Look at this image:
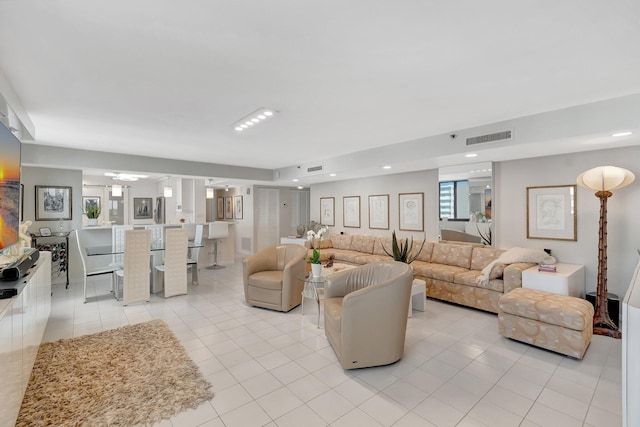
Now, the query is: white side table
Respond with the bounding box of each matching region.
[522,263,585,297]
[280,237,307,246]
[409,279,427,317]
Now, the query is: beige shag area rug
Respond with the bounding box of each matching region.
[17,319,214,427]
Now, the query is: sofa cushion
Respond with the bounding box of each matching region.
[331,249,361,264]
[414,241,433,262]
[470,247,505,271]
[350,235,376,254]
[331,235,353,250]
[454,270,504,293]
[248,271,284,290]
[413,263,468,282]
[373,238,392,256]
[430,243,473,269]
[354,254,386,264]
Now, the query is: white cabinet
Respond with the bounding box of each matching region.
[522,263,585,297]
[0,252,51,427]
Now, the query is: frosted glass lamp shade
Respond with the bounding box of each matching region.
[577,166,635,192]
[164,186,173,197]
[112,184,122,197]
[206,187,214,199]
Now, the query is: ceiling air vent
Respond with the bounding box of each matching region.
[307,165,323,173]
[466,130,512,146]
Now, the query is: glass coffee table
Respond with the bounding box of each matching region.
[300,263,356,328]
[301,274,326,328]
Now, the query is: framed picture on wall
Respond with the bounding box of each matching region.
[35,185,72,221]
[133,197,153,219]
[343,196,360,228]
[217,197,224,219]
[224,196,233,219]
[234,195,243,219]
[320,197,335,226]
[399,192,424,231]
[368,194,389,229]
[526,184,577,241]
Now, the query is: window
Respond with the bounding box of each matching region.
[439,180,470,220]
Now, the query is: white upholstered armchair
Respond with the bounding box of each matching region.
[324,261,414,369]
[242,244,307,312]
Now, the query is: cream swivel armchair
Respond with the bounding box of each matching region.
[323,261,414,370]
[243,244,307,312]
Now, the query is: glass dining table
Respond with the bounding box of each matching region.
[85,242,203,256]
[86,242,204,294]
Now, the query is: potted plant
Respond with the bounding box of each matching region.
[382,230,426,264]
[84,204,101,226]
[306,226,328,277]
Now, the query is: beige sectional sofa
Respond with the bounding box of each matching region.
[307,234,534,313]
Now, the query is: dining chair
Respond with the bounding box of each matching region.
[185,224,203,285]
[74,230,119,303]
[114,229,152,305]
[155,228,188,298]
[110,225,133,270]
[145,224,165,246]
[206,222,229,270]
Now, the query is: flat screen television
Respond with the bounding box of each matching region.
[0,121,21,251]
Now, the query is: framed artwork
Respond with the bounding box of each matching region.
[83,196,100,214]
[527,184,577,241]
[368,194,389,229]
[133,197,153,219]
[217,197,224,219]
[343,196,361,228]
[234,195,243,219]
[35,185,72,221]
[399,192,424,231]
[224,196,233,219]
[320,197,335,226]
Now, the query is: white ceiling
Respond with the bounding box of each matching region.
[1,1,640,182]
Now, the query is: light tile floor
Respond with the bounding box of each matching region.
[42,261,622,427]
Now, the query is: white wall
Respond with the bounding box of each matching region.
[309,145,640,298]
[310,169,440,242]
[21,166,84,281]
[496,145,640,298]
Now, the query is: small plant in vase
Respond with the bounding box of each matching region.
[84,204,101,226]
[307,226,328,277]
[383,230,426,264]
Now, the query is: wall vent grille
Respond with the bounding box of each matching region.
[466,130,512,146]
[307,165,323,173]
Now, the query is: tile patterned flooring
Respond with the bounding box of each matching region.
[42,261,622,427]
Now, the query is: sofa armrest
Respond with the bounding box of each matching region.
[503,262,536,293]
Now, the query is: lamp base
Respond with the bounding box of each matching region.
[593,324,621,339]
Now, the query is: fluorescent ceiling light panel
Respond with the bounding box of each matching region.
[612,131,632,137]
[105,172,148,181]
[233,108,277,132]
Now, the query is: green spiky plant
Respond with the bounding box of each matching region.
[382,230,426,264]
[84,204,101,219]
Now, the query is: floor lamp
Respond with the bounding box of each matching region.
[577,166,635,338]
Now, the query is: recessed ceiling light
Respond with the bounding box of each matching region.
[329,173,337,177]
[382,165,392,169]
[233,108,277,132]
[292,179,299,182]
[465,153,478,158]
[612,131,632,137]
[297,185,303,189]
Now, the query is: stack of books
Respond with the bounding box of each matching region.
[538,264,557,273]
